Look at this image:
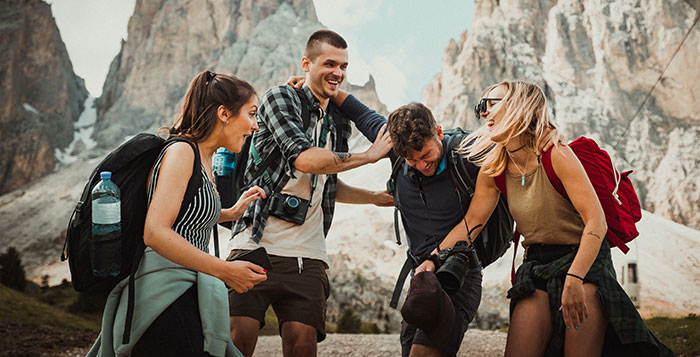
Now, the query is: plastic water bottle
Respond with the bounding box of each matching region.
[91,171,121,278]
[212,148,236,176]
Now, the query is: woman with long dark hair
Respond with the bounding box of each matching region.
[417,80,673,356]
[90,71,267,357]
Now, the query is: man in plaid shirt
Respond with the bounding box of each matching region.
[227,30,393,357]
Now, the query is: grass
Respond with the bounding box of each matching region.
[0,284,100,355]
[646,314,699,356]
[0,284,99,331]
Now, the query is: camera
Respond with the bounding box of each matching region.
[435,241,482,294]
[268,192,309,225]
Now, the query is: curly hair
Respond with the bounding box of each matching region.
[387,103,437,158]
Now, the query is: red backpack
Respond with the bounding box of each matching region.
[495,137,642,282]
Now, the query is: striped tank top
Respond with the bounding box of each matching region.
[147,141,221,252]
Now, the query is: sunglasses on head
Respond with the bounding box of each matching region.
[474,97,503,119]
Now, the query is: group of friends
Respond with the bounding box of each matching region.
[90,30,674,357]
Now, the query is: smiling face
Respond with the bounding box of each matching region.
[481,84,507,131]
[221,95,259,153]
[302,42,348,101]
[404,127,445,177]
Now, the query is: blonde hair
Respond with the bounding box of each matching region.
[457,80,560,176]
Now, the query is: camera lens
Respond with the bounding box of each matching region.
[284,196,300,214]
[436,253,469,295]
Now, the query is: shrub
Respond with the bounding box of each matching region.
[0,247,26,291]
[337,308,362,333]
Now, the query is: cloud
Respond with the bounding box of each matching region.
[369,55,409,111]
[313,0,381,28]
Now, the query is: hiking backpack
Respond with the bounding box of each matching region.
[494,136,642,282]
[388,128,514,308]
[60,133,202,343]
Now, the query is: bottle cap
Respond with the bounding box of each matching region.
[100,171,112,179]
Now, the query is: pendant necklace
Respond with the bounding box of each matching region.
[506,150,531,186]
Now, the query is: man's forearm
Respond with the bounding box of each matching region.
[336,179,379,204]
[295,147,374,175]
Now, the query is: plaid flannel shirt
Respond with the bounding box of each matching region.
[231,85,351,243]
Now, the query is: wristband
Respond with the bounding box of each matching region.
[566,272,584,281]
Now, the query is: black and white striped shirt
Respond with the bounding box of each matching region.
[147,142,221,252]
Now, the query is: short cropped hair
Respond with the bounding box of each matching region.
[387,103,438,158]
[304,30,348,60]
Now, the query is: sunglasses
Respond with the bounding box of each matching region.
[474,98,503,119]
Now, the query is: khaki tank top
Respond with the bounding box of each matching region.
[505,160,585,247]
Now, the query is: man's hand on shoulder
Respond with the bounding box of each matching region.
[364,124,393,163]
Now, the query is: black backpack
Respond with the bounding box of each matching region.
[387,128,514,308]
[60,133,201,343]
[215,88,312,228]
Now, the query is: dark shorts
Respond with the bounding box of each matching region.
[400,269,482,357]
[227,250,330,342]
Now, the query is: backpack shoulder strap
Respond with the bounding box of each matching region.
[166,136,202,214]
[445,133,475,197]
[387,157,406,245]
[541,147,569,200]
[494,173,507,196]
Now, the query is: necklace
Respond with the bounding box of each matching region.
[506,143,527,153]
[506,150,532,186]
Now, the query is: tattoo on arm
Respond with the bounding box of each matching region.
[333,152,352,165]
[586,231,602,240]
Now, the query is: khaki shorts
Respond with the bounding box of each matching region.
[227,250,330,342]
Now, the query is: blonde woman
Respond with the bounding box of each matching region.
[415,81,672,356]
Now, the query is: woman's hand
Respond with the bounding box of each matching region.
[286,76,305,89]
[219,260,268,293]
[223,186,266,221]
[560,275,589,330]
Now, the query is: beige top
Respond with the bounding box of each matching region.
[229,118,330,266]
[505,160,585,247]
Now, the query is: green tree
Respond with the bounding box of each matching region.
[337,308,362,333]
[0,247,27,291]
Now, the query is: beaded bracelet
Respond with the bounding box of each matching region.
[566,272,584,281]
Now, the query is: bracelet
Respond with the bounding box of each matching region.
[566,272,584,281]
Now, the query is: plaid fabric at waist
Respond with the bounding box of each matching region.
[524,244,578,264]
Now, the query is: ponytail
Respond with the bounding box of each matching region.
[171,70,256,142]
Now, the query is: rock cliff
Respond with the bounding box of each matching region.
[96,0,385,148]
[422,0,700,229]
[0,0,88,194]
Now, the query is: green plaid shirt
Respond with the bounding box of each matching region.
[508,241,674,356]
[231,85,351,243]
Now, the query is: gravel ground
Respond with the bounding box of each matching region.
[60,330,506,356]
[253,330,507,357]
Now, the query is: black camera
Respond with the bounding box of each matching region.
[268,192,309,225]
[435,241,482,294]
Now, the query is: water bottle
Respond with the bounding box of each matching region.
[212,148,236,176]
[91,171,121,278]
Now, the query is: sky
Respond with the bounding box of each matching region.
[49,0,474,111]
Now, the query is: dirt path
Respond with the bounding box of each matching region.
[253,330,507,356]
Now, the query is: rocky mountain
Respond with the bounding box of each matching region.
[95,0,385,148]
[0,0,88,194]
[422,0,700,230]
